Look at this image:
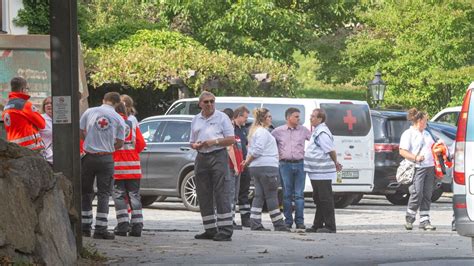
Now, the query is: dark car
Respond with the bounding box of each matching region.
[138,115,199,211]
[369,110,456,205]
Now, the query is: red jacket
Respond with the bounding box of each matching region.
[228,135,244,175]
[113,114,146,180]
[2,92,45,150]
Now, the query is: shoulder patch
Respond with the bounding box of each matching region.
[4,113,11,126]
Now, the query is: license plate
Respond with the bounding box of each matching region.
[341,170,359,179]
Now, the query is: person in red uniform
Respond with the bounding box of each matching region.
[112,102,146,237]
[2,77,45,150]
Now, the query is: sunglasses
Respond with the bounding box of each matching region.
[203,99,215,104]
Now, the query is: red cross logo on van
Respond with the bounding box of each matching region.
[343,110,357,131]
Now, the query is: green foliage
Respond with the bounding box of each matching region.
[342,0,474,114]
[13,0,50,34]
[87,30,297,97]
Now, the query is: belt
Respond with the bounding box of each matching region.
[280,159,303,163]
[198,149,225,155]
[86,152,113,156]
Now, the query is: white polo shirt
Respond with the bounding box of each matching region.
[399,126,435,168]
[80,104,126,153]
[190,110,234,153]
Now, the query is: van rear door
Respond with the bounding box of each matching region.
[320,102,375,193]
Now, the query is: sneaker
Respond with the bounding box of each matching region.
[213,232,232,242]
[129,231,142,237]
[419,222,436,231]
[251,226,271,231]
[274,225,291,232]
[93,231,115,240]
[194,231,216,240]
[316,228,335,233]
[82,230,91,237]
[295,224,306,232]
[405,222,413,230]
[305,226,318,233]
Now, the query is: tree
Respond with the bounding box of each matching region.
[342,0,474,113]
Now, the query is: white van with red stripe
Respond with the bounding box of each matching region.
[166,97,375,208]
[453,82,474,238]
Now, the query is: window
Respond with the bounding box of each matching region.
[260,104,304,128]
[435,112,459,126]
[188,102,201,115]
[139,121,162,143]
[321,103,371,136]
[167,102,187,115]
[160,121,191,143]
[386,119,410,143]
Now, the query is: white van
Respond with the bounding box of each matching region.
[453,82,474,239]
[166,97,375,208]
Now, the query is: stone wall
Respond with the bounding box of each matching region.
[0,139,77,265]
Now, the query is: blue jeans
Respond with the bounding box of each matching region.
[279,161,305,226]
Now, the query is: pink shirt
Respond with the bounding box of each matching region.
[271,124,311,161]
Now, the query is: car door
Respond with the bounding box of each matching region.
[145,120,196,195]
[139,120,165,188]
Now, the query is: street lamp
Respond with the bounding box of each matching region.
[368,70,386,108]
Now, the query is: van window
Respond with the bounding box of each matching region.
[262,104,305,127]
[216,102,261,115]
[320,103,371,136]
[167,102,187,115]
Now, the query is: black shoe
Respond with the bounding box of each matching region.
[129,231,142,237]
[274,226,291,232]
[251,226,271,231]
[285,224,292,229]
[114,231,127,237]
[305,227,318,233]
[82,230,91,237]
[241,218,251,228]
[295,224,306,232]
[316,228,335,233]
[194,231,216,240]
[213,232,232,242]
[233,224,243,230]
[93,231,115,240]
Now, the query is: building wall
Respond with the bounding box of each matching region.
[2,0,28,34]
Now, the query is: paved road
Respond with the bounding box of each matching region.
[84,195,474,265]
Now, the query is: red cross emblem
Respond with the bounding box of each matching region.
[343,110,357,131]
[96,116,110,130]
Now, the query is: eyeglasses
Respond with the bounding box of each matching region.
[203,99,215,104]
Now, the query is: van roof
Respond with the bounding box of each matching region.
[174,96,368,105]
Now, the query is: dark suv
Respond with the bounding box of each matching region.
[370,110,455,205]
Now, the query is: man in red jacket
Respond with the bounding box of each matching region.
[2,77,45,150]
[112,102,146,237]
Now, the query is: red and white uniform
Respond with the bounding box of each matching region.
[113,114,146,179]
[2,92,45,150]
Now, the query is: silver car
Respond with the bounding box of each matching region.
[138,115,199,211]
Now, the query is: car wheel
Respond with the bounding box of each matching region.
[156,195,167,202]
[334,194,357,209]
[431,187,443,202]
[180,171,200,212]
[385,192,409,205]
[351,193,364,205]
[141,196,158,207]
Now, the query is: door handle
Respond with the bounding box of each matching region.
[180,147,191,151]
[349,145,354,149]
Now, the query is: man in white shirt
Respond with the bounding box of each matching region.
[190,91,236,241]
[80,92,126,240]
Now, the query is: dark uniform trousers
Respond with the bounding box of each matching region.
[238,168,251,221]
[195,149,233,237]
[81,153,114,233]
[112,179,143,234]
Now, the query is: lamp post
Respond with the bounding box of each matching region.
[368,70,386,108]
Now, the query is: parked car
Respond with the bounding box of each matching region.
[138,115,199,211]
[167,96,375,209]
[431,106,461,126]
[453,82,474,238]
[368,109,456,205]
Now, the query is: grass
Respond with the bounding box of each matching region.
[80,243,108,262]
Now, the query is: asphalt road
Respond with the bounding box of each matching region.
[83,195,474,265]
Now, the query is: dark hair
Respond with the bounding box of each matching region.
[222,108,234,120]
[10,77,27,92]
[285,107,300,120]
[115,102,127,115]
[313,108,326,122]
[103,92,121,105]
[233,105,250,118]
[407,108,426,123]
